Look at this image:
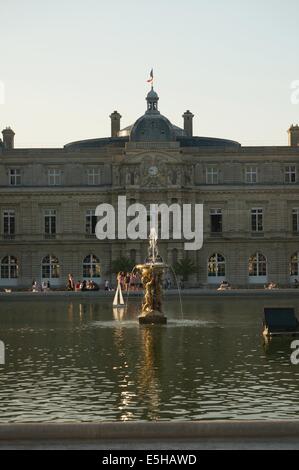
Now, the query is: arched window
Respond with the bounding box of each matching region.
[208,253,226,277]
[83,254,100,278]
[290,252,299,276]
[41,255,60,279]
[248,252,267,282]
[0,255,18,279]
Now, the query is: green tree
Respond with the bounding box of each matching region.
[110,256,135,274]
[174,257,197,282]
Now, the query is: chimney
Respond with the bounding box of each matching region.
[110,111,122,138]
[2,127,15,150]
[288,125,299,147]
[182,110,194,137]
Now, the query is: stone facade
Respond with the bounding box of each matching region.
[1,88,299,288]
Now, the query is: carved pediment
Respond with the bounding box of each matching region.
[123,150,181,165]
[121,152,183,187]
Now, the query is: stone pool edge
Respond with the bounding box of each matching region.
[0,420,299,441]
[1,288,299,300]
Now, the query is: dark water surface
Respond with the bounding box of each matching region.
[0,296,298,422]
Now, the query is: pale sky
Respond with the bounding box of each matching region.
[0,0,298,148]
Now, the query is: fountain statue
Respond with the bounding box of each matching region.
[136,228,168,325]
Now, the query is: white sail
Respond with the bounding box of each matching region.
[113,282,124,307]
[119,285,124,305]
[112,289,119,306]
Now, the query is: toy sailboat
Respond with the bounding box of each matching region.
[113,281,124,308]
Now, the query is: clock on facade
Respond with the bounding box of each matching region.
[148,166,158,176]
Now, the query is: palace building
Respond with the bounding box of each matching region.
[1,87,299,288]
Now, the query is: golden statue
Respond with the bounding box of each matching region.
[136,228,167,324]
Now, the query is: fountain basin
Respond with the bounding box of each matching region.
[138,312,167,325]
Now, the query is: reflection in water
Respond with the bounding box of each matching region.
[113,307,125,321]
[137,327,164,420]
[262,335,294,358]
[79,303,95,320]
[67,303,74,321]
[112,326,135,421]
[0,297,299,422]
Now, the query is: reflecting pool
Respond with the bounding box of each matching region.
[0,296,298,422]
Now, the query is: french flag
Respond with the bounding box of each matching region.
[147,69,153,84]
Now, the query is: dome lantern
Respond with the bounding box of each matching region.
[146,87,159,113]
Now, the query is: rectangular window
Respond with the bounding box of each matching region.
[48,169,61,186]
[251,208,263,232]
[85,209,97,235]
[87,168,101,185]
[292,208,299,233]
[206,167,218,184]
[245,166,258,183]
[285,165,296,183]
[44,209,56,237]
[210,208,222,233]
[42,264,50,279]
[9,169,21,186]
[3,210,15,237]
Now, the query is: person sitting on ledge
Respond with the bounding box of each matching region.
[31,279,41,292]
[217,280,231,291]
[89,280,99,291]
[264,281,278,289]
[75,280,81,291]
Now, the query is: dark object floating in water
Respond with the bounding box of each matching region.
[262,307,299,337]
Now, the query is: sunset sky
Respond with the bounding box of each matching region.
[1,0,298,147]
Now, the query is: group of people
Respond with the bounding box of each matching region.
[116,272,175,291]
[217,280,280,290]
[24,276,299,293]
[116,272,142,291]
[31,280,50,292]
[66,274,99,291]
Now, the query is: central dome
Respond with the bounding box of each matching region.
[130,113,175,142]
[130,87,176,142]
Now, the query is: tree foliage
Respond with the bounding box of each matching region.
[110,256,135,274]
[174,257,197,281]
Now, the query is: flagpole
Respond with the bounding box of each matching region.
[147,68,154,89]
